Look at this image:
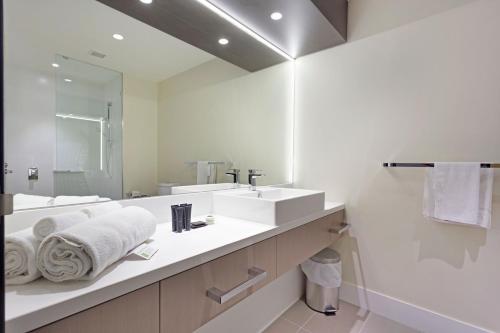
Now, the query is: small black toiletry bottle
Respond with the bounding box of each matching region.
[180,204,188,230]
[174,206,185,233]
[171,205,179,232]
[184,204,192,231]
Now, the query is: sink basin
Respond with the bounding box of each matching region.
[171,183,246,194]
[213,187,325,226]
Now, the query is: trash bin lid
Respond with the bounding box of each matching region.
[311,248,340,264]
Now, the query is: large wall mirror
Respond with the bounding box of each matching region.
[3,0,294,211]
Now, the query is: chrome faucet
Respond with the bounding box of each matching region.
[248,169,264,191]
[225,168,240,184]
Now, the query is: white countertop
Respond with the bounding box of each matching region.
[6,202,344,333]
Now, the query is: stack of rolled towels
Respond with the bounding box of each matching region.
[4,202,157,284]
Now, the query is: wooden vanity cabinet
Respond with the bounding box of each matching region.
[160,237,277,333]
[28,211,345,333]
[31,283,160,333]
[276,210,344,276]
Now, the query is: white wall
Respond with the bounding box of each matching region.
[4,64,56,196]
[122,75,158,196]
[157,59,294,187]
[294,0,500,331]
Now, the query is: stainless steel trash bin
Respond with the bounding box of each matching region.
[305,248,341,316]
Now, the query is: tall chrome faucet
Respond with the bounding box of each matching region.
[248,169,264,191]
[225,168,240,184]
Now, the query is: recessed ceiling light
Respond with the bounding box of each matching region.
[64,78,72,83]
[270,12,283,21]
[196,0,293,60]
[51,63,60,68]
[140,0,153,3]
[218,38,229,45]
[112,34,124,40]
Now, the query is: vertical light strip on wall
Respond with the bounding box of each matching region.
[195,0,294,61]
[99,120,104,171]
[55,114,105,171]
[289,61,296,184]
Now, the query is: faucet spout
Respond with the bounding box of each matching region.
[225,169,240,184]
[248,169,265,191]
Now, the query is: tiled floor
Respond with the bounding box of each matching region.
[263,300,420,333]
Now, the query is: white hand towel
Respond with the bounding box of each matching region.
[196,161,211,184]
[37,206,157,282]
[423,163,494,228]
[33,212,89,241]
[53,195,100,206]
[5,228,42,285]
[81,201,122,218]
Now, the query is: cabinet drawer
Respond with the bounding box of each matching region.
[277,211,344,276]
[160,237,276,333]
[31,283,160,333]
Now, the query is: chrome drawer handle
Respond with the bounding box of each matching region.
[329,222,351,235]
[206,267,267,304]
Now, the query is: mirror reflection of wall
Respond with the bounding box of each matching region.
[3,0,294,210]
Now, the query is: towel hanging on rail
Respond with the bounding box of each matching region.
[423,163,494,228]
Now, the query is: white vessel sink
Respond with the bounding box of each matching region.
[171,183,247,194]
[213,187,325,226]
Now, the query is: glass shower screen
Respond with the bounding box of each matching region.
[54,55,123,200]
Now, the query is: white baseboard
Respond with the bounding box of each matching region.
[340,282,494,333]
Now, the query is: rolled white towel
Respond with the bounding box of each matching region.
[53,195,100,206]
[33,212,89,241]
[5,229,42,285]
[81,201,122,218]
[37,206,157,282]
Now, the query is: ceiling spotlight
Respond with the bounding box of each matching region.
[196,0,293,60]
[64,78,72,83]
[140,0,153,3]
[51,63,60,68]
[218,38,229,45]
[270,12,283,21]
[112,34,124,40]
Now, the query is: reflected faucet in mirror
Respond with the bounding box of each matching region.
[225,169,240,184]
[248,169,265,191]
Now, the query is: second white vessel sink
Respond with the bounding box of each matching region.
[213,187,325,226]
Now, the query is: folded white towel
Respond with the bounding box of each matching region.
[423,163,494,228]
[5,229,42,285]
[14,193,54,210]
[53,195,100,206]
[33,212,89,241]
[37,206,157,282]
[81,201,122,219]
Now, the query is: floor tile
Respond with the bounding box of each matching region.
[267,299,421,333]
[263,318,301,333]
[303,301,367,333]
[360,313,419,333]
[282,300,316,326]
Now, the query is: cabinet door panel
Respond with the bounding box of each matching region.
[32,283,160,333]
[277,211,344,276]
[160,237,276,333]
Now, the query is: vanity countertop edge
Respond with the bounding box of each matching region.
[6,202,345,333]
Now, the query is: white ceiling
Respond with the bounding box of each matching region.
[4,0,215,82]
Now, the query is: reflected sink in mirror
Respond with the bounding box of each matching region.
[213,187,325,226]
[171,183,249,195]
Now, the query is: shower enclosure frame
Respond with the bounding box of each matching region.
[1,0,6,331]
